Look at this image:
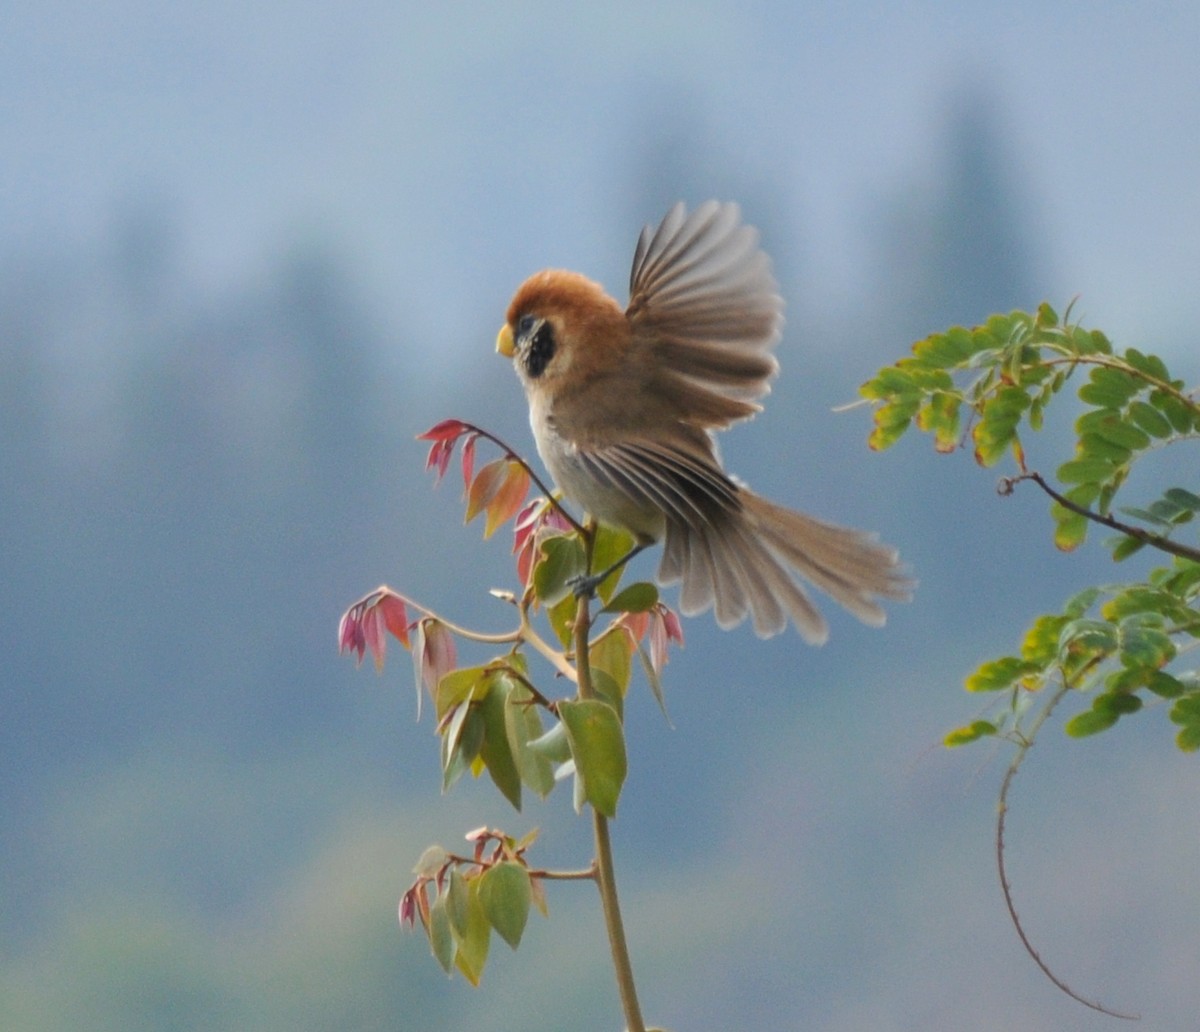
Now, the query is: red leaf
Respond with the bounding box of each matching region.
[378,593,411,649]
[484,462,530,538]
[417,418,471,443]
[465,459,506,524]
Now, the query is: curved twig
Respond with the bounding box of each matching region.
[996,684,1139,1021]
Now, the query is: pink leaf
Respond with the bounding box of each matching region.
[338,604,366,664]
[420,619,457,699]
[399,888,416,928]
[461,433,478,494]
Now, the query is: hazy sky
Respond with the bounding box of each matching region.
[6,0,1200,353]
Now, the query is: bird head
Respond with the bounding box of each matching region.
[496,270,630,399]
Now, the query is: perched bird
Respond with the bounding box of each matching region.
[496,200,910,642]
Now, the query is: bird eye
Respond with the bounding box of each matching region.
[516,314,537,339]
[525,320,556,379]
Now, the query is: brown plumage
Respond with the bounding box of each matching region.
[496,200,911,642]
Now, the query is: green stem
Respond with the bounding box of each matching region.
[574,526,646,1032]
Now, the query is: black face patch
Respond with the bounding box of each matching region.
[517,316,556,379]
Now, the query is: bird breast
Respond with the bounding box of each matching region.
[528,394,666,545]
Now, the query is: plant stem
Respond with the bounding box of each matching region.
[1015,472,1200,563]
[573,530,646,1032]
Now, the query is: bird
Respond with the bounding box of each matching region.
[495,200,911,642]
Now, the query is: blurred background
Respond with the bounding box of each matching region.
[3,2,1199,1030]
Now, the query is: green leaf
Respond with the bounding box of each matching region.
[590,628,634,698]
[972,386,1029,466]
[944,720,998,747]
[1057,458,1119,485]
[589,668,625,720]
[545,592,578,648]
[860,365,920,400]
[1176,724,1200,752]
[965,656,1039,693]
[436,665,490,721]
[451,879,491,986]
[602,581,659,613]
[527,721,572,764]
[1021,614,1069,665]
[1165,487,1200,512]
[478,677,522,810]
[1122,347,1169,381]
[1051,505,1089,552]
[429,890,456,974]
[532,535,587,607]
[1088,415,1151,453]
[446,867,471,937]
[590,525,636,602]
[504,680,555,799]
[1077,366,1140,408]
[915,390,963,452]
[442,704,485,792]
[559,699,627,817]
[1073,433,1131,466]
[1062,587,1102,619]
[1108,535,1147,562]
[1064,708,1118,738]
[478,861,532,949]
[1151,389,1199,433]
[868,394,921,451]
[1127,400,1172,439]
[1147,672,1186,699]
[912,326,975,368]
[1118,622,1176,670]
[1058,618,1119,662]
[412,843,448,877]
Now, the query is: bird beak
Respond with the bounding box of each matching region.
[495,324,515,358]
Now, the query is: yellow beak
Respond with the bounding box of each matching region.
[496,324,515,357]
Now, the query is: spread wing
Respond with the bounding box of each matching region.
[573,436,741,530]
[626,201,783,429]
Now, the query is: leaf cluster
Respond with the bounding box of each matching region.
[400,829,548,985]
[862,304,1200,749]
[338,420,684,988]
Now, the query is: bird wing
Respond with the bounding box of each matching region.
[573,435,741,530]
[625,201,783,429]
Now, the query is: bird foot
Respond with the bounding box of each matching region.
[567,572,604,599]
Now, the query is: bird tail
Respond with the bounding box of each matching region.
[658,490,912,643]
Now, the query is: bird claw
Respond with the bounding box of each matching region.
[568,572,603,599]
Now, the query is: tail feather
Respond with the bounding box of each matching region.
[655,489,912,641]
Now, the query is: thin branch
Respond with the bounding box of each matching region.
[518,610,578,683]
[393,594,525,646]
[1005,471,1200,563]
[996,683,1139,1021]
[530,864,599,882]
[574,527,646,1032]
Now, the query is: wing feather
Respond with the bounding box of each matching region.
[626,201,784,429]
